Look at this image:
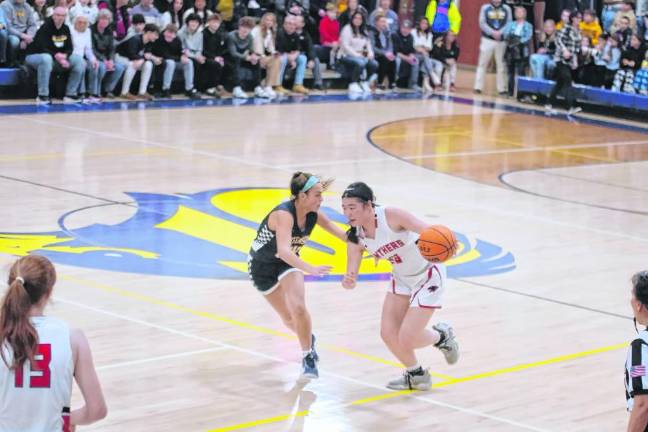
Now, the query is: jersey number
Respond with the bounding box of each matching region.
[14,343,52,388]
[387,254,402,265]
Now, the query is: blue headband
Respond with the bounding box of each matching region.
[300,176,319,193]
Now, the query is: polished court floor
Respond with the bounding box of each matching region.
[0,88,647,431]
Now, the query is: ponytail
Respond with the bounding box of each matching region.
[346,226,360,244]
[0,255,56,369]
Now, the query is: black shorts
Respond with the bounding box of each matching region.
[248,259,298,295]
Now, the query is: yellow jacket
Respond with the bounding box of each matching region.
[425,0,461,34]
[579,21,602,45]
[217,0,233,21]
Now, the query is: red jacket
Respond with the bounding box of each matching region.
[319,16,340,45]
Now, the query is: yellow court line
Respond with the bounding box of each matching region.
[208,341,628,431]
[207,410,308,432]
[60,274,455,380]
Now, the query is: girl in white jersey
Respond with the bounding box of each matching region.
[0,255,107,431]
[341,182,459,390]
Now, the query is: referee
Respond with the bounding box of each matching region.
[626,271,648,432]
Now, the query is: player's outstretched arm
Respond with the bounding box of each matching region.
[70,328,107,427]
[385,207,429,234]
[316,210,347,242]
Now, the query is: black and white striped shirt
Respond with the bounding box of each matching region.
[625,329,648,412]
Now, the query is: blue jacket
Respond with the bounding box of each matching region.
[502,20,533,45]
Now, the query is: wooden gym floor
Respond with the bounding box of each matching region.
[0,83,647,431]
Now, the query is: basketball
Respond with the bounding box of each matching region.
[417,225,458,263]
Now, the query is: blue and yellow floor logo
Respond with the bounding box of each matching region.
[0,188,515,280]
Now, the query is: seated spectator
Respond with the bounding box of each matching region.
[178,14,205,84]
[338,0,367,29]
[70,14,95,100]
[1,0,38,66]
[576,36,597,85]
[120,13,146,44]
[579,9,602,45]
[116,22,160,99]
[130,0,162,25]
[602,0,625,33]
[276,14,309,95]
[614,15,634,50]
[613,33,646,92]
[425,0,461,38]
[25,7,85,103]
[502,5,532,96]
[68,0,98,25]
[593,33,621,88]
[31,0,47,29]
[370,14,396,89]
[202,13,228,97]
[159,0,185,29]
[317,2,339,66]
[226,16,263,98]
[182,0,212,28]
[0,7,8,66]
[368,0,398,33]
[412,17,443,92]
[45,0,67,19]
[338,10,377,94]
[296,14,323,90]
[546,10,582,115]
[530,19,556,79]
[432,30,460,91]
[111,0,130,41]
[90,9,125,98]
[611,1,637,34]
[633,50,648,94]
[392,19,419,90]
[555,8,570,30]
[154,23,200,98]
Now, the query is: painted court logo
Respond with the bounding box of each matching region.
[0,188,515,280]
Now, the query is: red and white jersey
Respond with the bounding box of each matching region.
[357,206,436,280]
[0,316,74,432]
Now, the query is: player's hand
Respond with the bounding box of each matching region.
[309,265,332,276]
[342,272,356,289]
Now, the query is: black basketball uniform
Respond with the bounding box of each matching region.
[248,201,318,294]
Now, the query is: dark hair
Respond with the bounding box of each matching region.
[131,13,146,24]
[289,171,333,200]
[143,23,159,33]
[416,17,429,33]
[185,13,200,24]
[0,255,56,369]
[634,272,648,306]
[342,182,375,244]
[349,11,367,37]
[238,16,256,28]
[207,12,222,22]
[569,10,582,24]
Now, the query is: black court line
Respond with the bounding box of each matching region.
[536,170,648,194]
[0,174,135,206]
[498,171,648,217]
[456,277,632,321]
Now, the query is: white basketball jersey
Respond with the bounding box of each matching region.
[358,206,433,279]
[0,316,74,432]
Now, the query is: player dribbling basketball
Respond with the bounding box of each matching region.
[340,182,459,390]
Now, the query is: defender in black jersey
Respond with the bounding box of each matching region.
[248,172,346,379]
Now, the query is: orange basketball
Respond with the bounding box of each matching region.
[417,225,458,263]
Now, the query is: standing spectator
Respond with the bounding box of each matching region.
[90,9,125,98]
[276,14,309,94]
[613,33,645,91]
[579,9,602,45]
[295,14,323,89]
[339,10,377,94]
[226,16,264,98]
[116,22,160,100]
[1,0,37,65]
[318,2,339,66]
[154,23,200,98]
[182,0,212,28]
[633,50,648,94]
[111,0,130,41]
[338,0,366,29]
[602,0,625,32]
[502,5,532,96]
[546,10,582,115]
[370,14,396,89]
[425,0,461,38]
[529,18,556,79]
[68,0,98,25]
[611,1,638,34]
[130,0,162,25]
[31,0,47,29]
[412,17,442,91]
[432,29,459,91]
[25,7,85,103]
[368,0,398,33]
[392,19,420,90]
[473,0,512,95]
[202,13,227,97]
[0,6,8,65]
[70,14,95,100]
[159,0,185,29]
[614,15,635,50]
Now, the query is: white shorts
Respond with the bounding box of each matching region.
[388,264,446,309]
